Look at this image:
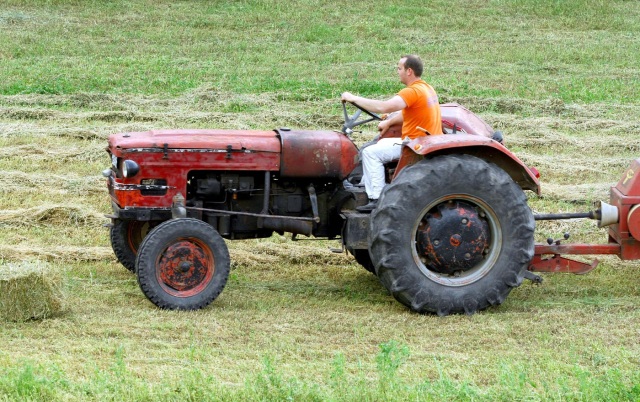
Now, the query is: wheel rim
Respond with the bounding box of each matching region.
[156,237,215,297]
[127,221,152,253]
[412,195,501,286]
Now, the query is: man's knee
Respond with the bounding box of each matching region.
[363,142,387,159]
[361,145,377,162]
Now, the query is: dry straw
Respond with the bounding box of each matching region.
[0,260,65,322]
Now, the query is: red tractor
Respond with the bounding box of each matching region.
[103,102,640,315]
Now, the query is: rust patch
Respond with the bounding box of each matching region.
[157,238,215,296]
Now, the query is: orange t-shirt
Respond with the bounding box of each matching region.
[398,80,442,140]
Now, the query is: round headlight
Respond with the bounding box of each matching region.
[122,160,140,178]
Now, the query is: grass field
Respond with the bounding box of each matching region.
[1,0,640,400]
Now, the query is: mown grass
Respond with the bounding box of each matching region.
[1,0,640,400]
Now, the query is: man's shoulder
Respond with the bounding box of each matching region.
[399,80,430,99]
[397,86,415,104]
[403,80,430,93]
[398,82,423,96]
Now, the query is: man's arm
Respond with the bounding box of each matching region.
[341,92,407,114]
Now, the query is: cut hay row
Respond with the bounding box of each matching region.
[530,181,613,204]
[0,205,106,227]
[0,121,142,140]
[0,260,64,322]
[2,112,634,148]
[519,152,630,177]
[0,240,355,268]
[229,238,353,269]
[2,91,639,127]
[0,145,106,163]
[0,108,338,133]
[0,245,113,262]
[3,91,638,116]
[0,90,295,112]
[0,170,103,193]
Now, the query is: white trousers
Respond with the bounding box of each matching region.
[361,137,403,200]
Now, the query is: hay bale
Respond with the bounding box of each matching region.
[0,261,64,322]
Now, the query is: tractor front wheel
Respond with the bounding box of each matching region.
[369,155,534,315]
[352,249,375,274]
[135,218,230,310]
[110,220,159,272]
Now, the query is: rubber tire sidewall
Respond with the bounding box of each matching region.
[136,218,230,310]
[369,155,535,315]
[110,220,153,273]
[351,249,375,274]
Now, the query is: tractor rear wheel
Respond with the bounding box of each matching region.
[110,220,159,272]
[135,218,230,310]
[369,155,534,315]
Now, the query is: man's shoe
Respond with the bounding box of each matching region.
[356,199,378,212]
[342,179,354,190]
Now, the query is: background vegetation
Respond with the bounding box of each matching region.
[1,0,639,400]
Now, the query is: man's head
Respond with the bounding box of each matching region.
[397,55,423,85]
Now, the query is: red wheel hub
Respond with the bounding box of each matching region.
[157,238,215,297]
[416,200,490,275]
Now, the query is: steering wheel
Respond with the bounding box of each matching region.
[341,101,382,136]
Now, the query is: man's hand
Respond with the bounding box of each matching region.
[341,92,357,103]
[378,119,392,136]
[378,111,403,137]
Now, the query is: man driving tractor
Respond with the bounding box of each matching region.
[341,54,443,212]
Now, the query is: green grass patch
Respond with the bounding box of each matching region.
[1,0,638,103]
[1,341,639,401]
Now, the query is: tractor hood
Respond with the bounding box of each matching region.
[107,128,359,181]
[108,129,281,153]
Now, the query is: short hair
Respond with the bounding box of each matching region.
[401,54,424,77]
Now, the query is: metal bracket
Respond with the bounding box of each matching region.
[529,254,599,275]
[307,185,320,223]
[171,193,187,219]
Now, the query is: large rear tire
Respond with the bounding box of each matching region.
[136,218,230,310]
[110,220,159,272]
[370,155,534,315]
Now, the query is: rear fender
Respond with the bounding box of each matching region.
[394,134,540,194]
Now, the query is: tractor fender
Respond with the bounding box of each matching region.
[396,134,540,194]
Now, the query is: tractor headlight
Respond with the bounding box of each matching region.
[122,160,140,178]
